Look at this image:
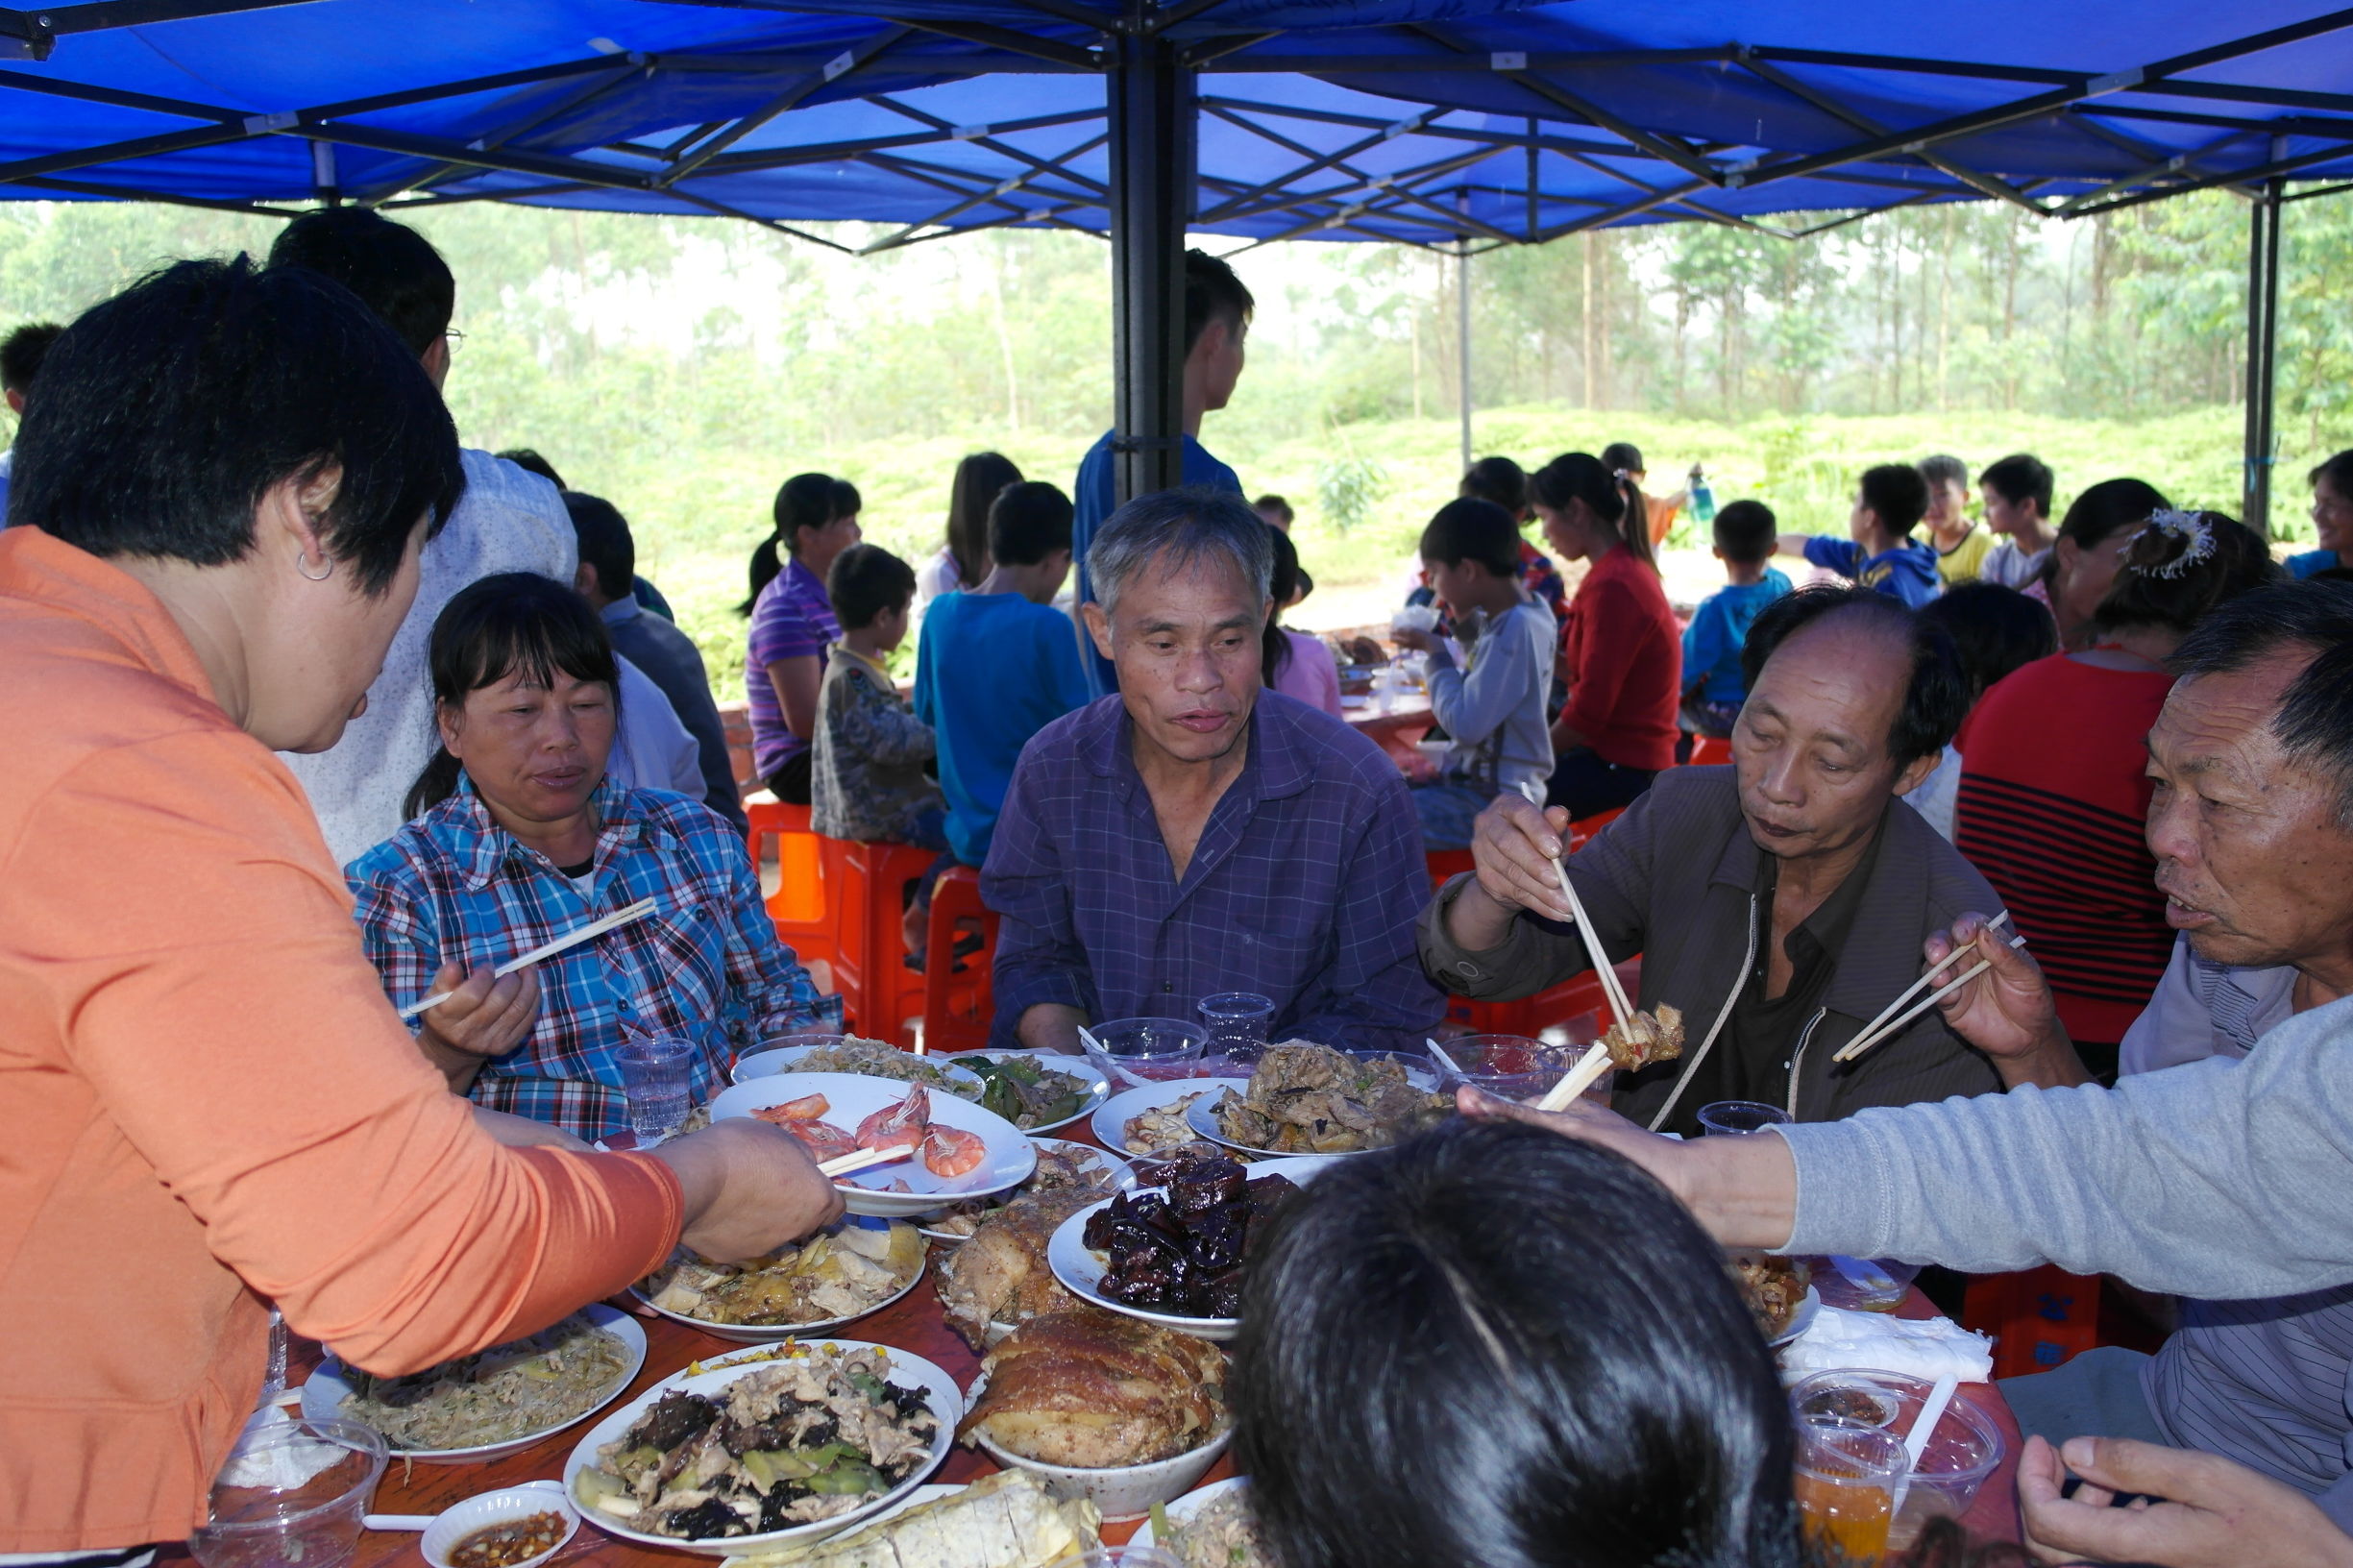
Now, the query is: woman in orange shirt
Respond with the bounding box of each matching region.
[0,258,839,1557]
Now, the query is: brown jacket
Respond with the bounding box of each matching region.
[1418,765,2003,1129]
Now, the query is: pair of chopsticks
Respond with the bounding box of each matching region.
[397,898,658,1019]
[818,1142,914,1179]
[1832,912,2025,1065]
[1512,781,1629,1114]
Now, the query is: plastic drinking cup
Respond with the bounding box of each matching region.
[1696,1099,1792,1137]
[1197,992,1276,1065]
[1790,1372,2002,1549]
[1794,1416,1909,1563]
[617,1035,694,1141]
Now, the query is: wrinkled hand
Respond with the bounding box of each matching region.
[652,1117,846,1262]
[1467,795,1576,923]
[2020,1435,2353,1567]
[419,960,539,1061]
[1923,914,2086,1089]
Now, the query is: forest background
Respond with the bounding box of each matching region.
[1,187,2342,692]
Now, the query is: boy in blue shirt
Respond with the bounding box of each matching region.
[1679,499,1792,738]
[1778,463,1940,609]
[915,481,1093,870]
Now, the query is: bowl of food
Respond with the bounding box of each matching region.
[565,1340,957,1556]
[961,1311,1232,1522]
[1091,1079,1252,1158]
[1081,1018,1210,1090]
[941,1049,1111,1134]
[1428,1034,1591,1101]
[420,1481,578,1568]
[1133,1477,1270,1568]
[1187,1042,1450,1160]
[635,1216,927,1340]
[733,1037,983,1098]
[303,1306,646,1462]
[710,1072,1036,1218]
[1788,1370,2003,1546]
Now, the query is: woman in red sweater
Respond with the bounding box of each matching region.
[1954,508,2275,1079]
[1533,452,1681,818]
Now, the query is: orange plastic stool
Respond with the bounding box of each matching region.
[919,866,1000,1056]
[825,837,939,1046]
[1688,735,1734,768]
[745,793,833,973]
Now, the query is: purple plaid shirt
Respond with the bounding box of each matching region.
[981,692,1445,1050]
[346,776,824,1139]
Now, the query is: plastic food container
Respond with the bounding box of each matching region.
[1789,1369,2003,1547]
[188,1416,387,1568]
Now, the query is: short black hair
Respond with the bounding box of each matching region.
[1184,247,1253,355]
[1459,455,1529,518]
[1233,1119,1798,1568]
[267,207,454,359]
[1918,582,2057,706]
[1,321,62,395]
[1419,497,1522,577]
[826,541,916,631]
[2170,579,2353,828]
[1918,453,1968,494]
[499,448,564,488]
[2309,449,2353,501]
[988,479,1075,567]
[1741,584,1969,769]
[830,477,862,520]
[2095,511,2278,636]
[563,490,635,603]
[13,257,461,595]
[1858,462,1930,537]
[1253,493,1294,525]
[1600,440,1645,476]
[1713,498,1777,565]
[1979,453,2054,516]
[2056,477,2170,550]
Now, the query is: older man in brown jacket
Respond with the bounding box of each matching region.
[1420,586,2089,1135]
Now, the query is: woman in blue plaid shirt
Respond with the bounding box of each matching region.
[347,573,828,1141]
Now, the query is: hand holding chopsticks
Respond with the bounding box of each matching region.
[1833,911,2026,1065]
[399,898,658,1019]
[818,1143,914,1179]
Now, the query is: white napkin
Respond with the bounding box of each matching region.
[1778,1305,1995,1384]
[220,1402,346,1490]
[1390,603,1440,634]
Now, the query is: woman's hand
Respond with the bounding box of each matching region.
[1389,625,1435,654]
[416,961,539,1090]
[2020,1435,2353,1567]
[1922,914,2089,1090]
[652,1118,846,1262]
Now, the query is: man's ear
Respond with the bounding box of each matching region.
[1893,747,1941,797]
[1081,600,1115,661]
[1186,316,1227,366]
[573,563,599,599]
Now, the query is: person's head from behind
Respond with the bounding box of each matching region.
[410,572,619,825]
[1184,248,1253,414]
[1918,453,1970,537]
[500,448,565,488]
[827,542,918,656]
[1918,582,2057,712]
[1261,526,1309,687]
[1085,486,1273,767]
[1851,463,1929,550]
[564,491,634,610]
[1600,440,1647,489]
[1977,453,2053,540]
[267,207,456,387]
[1233,1118,1796,1568]
[1459,455,1530,522]
[1,321,62,417]
[2090,510,2277,648]
[947,451,1022,586]
[1735,586,1967,866]
[987,479,1076,602]
[1531,451,1653,571]
[2047,477,2170,643]
[1418,498,1522,620]
[1252,493,1294,532]
[2151,580,2353,979]
[1712,499,1777,578]
[17,257,461,754]
[739,470,848,615]
[2307,450,2353,558]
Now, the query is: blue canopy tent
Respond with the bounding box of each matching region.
[0,1,2346,518]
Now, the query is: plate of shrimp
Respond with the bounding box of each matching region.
[709,1072,1038,1217]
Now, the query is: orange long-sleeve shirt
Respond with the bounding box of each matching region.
[0,529,684,1552]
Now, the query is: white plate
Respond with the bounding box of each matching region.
[1772,1285,1824,1349]
[1180,1064,1440,1163]
[733,1042,983,1095]
[1130,1474,1250,1553]
[305,1305,645,1464]
[1046,1157,1330,1341]
[916,1139,1135,1244]
[1089,1078,1253,1158]
[939,1048,1111,1135]
[631,1218,929,1341]
[711,1072,1036,1218]
[562,1339,959,1556]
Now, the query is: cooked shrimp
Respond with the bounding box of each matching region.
[921,1123,987,1179]
[763,1092,832,1121]
[856,1082,931,1150]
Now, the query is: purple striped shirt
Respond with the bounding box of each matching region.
[747,557,838,778]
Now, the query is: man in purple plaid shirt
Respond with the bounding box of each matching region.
[983,489,1445,1052]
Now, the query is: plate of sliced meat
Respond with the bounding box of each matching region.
[709,1073,1035,1217]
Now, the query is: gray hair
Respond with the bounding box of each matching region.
[2169,579,2353,829]
[1088,485,1274,617]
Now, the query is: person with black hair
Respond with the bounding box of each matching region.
[1233,1118,1801,1568]
[1532,451,1680,817]
[567,491,746,836]
[1976,453,2057,590]
[1263,526,1341,717]
[1251,492,1294,532]
[814,542,944,850]
[350,573,832,1142]
[1903,582,2058,840]
[0,318,61,524]
[1460,454,1564,620]
[913,451,1022,638]
[505,449,674,618]
[1070,248,1254,697]
[1602,439,1690,550]
[1921,453,1993,585]
[1423,585,2087,1134]
[914,480,1092,870]
[0,258,842,1556]
[2038,477,2172,649]
[1778,463,1940,609]
[1954,510,2278,1079]
[1680,498,1793,738]
[1393,498,1556,849]
[743,471,859,805]
[266,208,583,868]
[2290,450,2353,578]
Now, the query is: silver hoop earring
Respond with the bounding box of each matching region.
[295,550,333,582]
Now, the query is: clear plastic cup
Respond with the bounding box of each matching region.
[1696,1099,1792,1136]
[1791,1371,2003,1549]
[1083,1017,1210,1088]
[617,1035,694,1141]
[1794,1415,1908,1563]
[189,1416,387,1568]
[1197,992,1276,1065]
[1430,1033,1594,1102]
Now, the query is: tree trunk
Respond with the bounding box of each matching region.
[1581,232,1596,408]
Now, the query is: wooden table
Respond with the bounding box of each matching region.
[1343,695,1434,771]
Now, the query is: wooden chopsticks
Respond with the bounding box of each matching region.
[398,898,657,1019]
[1833,915,2025,1065]
[819,1143,915,1179]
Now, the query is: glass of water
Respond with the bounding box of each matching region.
[1198,992,1276,1066]
[618,1035,694,1143]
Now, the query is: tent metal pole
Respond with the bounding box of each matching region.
[2243,176,2284,538]
[1457,191,1472,473]
[1106,8,1189,504]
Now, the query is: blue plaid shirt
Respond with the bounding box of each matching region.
[981,692,1446,1050]
[347,776,824,1139]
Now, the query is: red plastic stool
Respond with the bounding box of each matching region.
[919,866,999,1056]
[825,837,939,1046]
[1966,1266,2105,1379]
[1426,848,1475,892]
[745,793,833,975]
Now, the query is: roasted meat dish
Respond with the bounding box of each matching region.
[934,1186,1104,1349]
[1209,1042,1449,1155]
[1082,1153,1298,1319]
[1728,1249,1812,1339]
[1601,1004,1685,1072]
[960,1310,1227,1468]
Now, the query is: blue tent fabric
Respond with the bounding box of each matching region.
[0,0,2347,243]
